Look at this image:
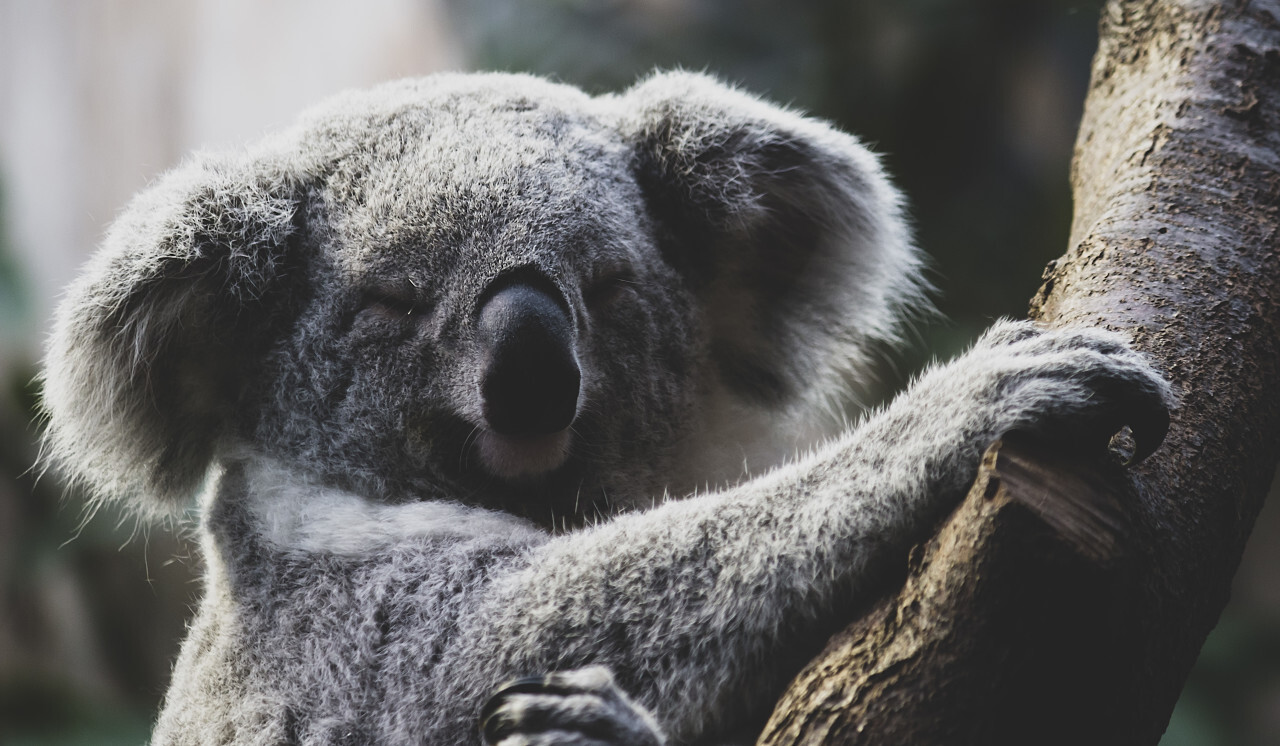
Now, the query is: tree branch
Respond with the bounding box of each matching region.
[759,436,1145,744]
[759,1,1280,742]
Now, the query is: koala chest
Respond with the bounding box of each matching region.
[164,521,532,745]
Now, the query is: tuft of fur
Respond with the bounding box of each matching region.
[39,72,1169,746]
[40,156,302,520]
[616,71,931,484]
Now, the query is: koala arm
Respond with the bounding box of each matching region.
[449,321,1170,745]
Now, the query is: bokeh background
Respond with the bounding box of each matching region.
[1,1,1277,744]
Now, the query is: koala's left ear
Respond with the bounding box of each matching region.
[616,71,928,412]
[40,155,303,520]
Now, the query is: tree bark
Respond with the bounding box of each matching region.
[758,1,1280,743]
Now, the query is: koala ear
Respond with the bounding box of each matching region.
[40,155,302,520]
[617,71,929,414]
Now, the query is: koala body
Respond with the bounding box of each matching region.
[41,72,1169,745]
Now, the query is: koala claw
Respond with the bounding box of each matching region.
[1120,390,1170,466]
[968,320,1173,466]
[481,667,666,746]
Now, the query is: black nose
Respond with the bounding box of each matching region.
[477,280,580,437]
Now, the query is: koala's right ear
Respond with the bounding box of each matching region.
[615,71,928,417]
[40,155,303,520]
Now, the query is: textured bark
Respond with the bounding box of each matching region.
[757,436,1143,745]
[758,1,1280,743]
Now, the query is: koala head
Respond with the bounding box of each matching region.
[41,72,925,527]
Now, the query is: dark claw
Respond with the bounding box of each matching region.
[481,676,548,745]
[1088,363,1172,467]
[1125,398,1170,466]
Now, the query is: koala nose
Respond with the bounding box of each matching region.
[477,281,581,437]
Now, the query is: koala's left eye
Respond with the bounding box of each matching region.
[357,288,424,324]
[584,270,638,309]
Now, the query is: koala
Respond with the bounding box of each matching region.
[40,71,1170,746]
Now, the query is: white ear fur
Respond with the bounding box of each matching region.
[40,155,301,520]
[616,71,930,475]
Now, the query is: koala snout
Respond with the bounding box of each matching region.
[477,281,581,439]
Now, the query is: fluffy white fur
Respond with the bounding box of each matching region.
[232,456,546,555]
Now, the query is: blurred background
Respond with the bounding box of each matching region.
[0,1,1276,743]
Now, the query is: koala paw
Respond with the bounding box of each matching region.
[480,666,666,746]
[963,320,1173,463]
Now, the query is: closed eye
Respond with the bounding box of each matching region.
[358,287,423,323]
[584,269,639,308]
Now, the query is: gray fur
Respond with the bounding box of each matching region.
[39,72,1169,745]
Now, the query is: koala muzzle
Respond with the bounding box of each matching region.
[477,281,581,438]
